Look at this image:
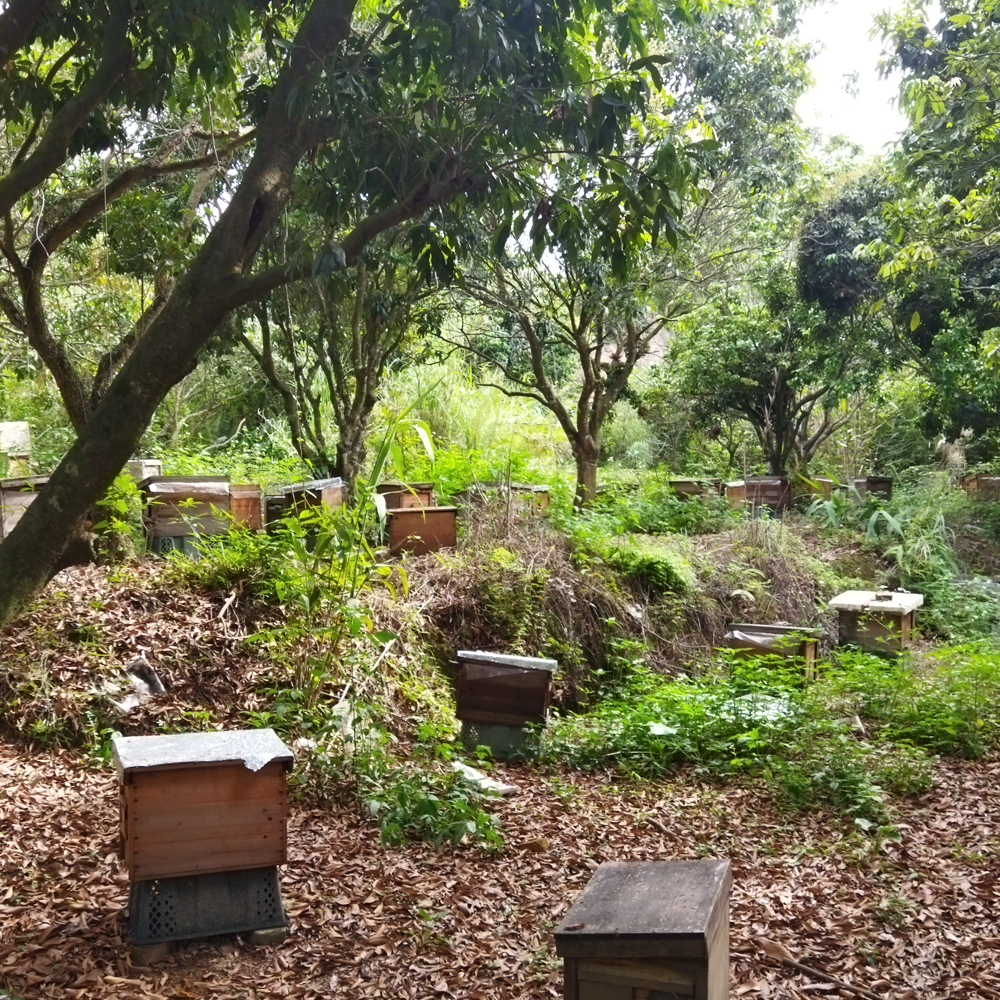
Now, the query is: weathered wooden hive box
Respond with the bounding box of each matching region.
[669,478,722,499]
[0,421,31,476]
[829,590,923,653]
[377,481,435,509]
[724,481,745,508]
[744,476,791,510]
[853,475,893,500]
[961,473,1000,498]
[112,729,293,882]
[282,476,343,515]
[456,481,551,514]
[724,624,821,669]
[802,475,835,500]
[127,459,163,482]
[141,476,231,542]
[387,505,457,555]
[230,483,263,530]
[456,650,557,727]
[555,860,732,1000]
[0,475,48,541]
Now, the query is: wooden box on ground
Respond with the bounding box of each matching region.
[800,475,835,500]
[112,729,293,882]
[555,860,732,1000]
[387,505,457,555]
[456,481,551,514]
[829,590,923,654]
[960,473,1000,498]
[724,481,746,508]
[456,650,557,727]
[231,483,263,529]
[745,476,791,510]
[853,476,893,500]
[141,476,231,538]
[724,624,821,670]
[0,475,48,541]
[282,477,343,515]
[669,478,723,499]
[377,481,435,509]
[127,459,162,482]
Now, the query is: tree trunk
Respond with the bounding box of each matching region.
[573,437,600,507]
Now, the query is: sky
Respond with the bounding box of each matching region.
[795,0,913,155]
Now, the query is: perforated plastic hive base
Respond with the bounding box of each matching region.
[127,866,286,945]
[460,720,534,761]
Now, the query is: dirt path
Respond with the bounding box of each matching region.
[1,737,998,1000]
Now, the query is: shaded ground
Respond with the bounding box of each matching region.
[1,563,999,999]
[1,739,998,999]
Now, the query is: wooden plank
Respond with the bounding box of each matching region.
[578,959,696,992]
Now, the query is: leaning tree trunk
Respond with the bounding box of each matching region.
[0,0,358,629]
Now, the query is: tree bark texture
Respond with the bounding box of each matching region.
[0,0,360,628]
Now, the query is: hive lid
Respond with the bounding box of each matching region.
[829,590,923,614]
[457,650,558,672]
[282,477,343,493]
[555,860,732,956]
[112,728,293,779]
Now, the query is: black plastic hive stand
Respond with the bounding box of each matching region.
[127,866,286,945]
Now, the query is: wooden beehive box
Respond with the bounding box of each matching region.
[387,505,457,555]
[853,476,893,500]
[724,624,821,669]
[456,650,557,727]
[0,475,48,541]
[283,476,343,515]
[724,481,745,508]
[829,590,923,653]
[971,474,1000,498]
[141,476,231,537]
[744,476,791,510]
[112,729,293,882]
[555,860,732,1000]
[801,475,835,500]
[377,481,435,510]
[231,483,263,529]
[669,478,720,499]
[127,459,163,482]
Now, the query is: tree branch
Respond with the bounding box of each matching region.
[0,0,133,216]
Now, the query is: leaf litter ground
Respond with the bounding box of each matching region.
[2,565,999,1000]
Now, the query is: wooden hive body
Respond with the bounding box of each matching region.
[555,861,732,1000]
[724,624,821,669]
[668,478,721,499]
[230,483,263,529]
[456,650,557,727]
[724,481,745,508]
[377,482,435,510]
[853,476,893,500]
[282,477,344,515]
[387,505,457,555]
[0,475,48,541]
[830,590,923,653]
[113,730,293,882]
[744,476,791,510]
[141,476,231,537]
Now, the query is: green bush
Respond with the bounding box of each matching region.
[602,537,696,594]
